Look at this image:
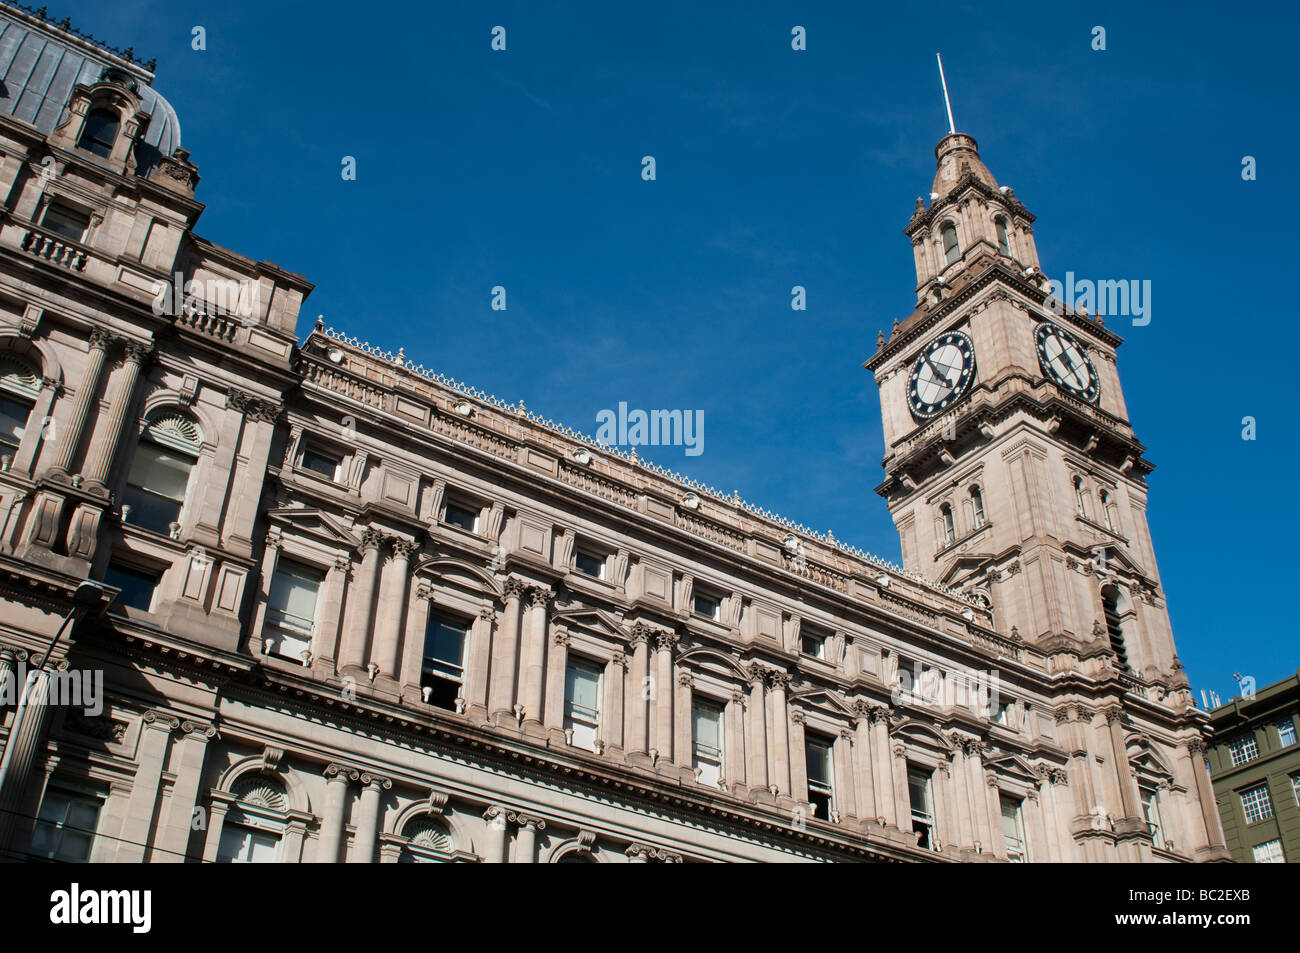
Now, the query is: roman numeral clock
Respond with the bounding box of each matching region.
[906,330,976,419]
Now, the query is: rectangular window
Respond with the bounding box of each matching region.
[993,697,1012,726]
[0,394,33,453]
[41,202,91,242]
[421,615,469,711]
[122,441,193,536]
[264,558,323,660]
[800,631,827,660]
[103,562,160,613]
[907,765,935,850]
[1252,839,1285,864]
[692,697,725,787]
[573,549,605,579]
[299,446,342,481]
[1000,795,1025,862]
[1291,773,1300,807]
[1141,787,1166,850]
[1278,717,1297,748]
[1240,782,1274,824]
[442,500,479,533]
[30,790,101,862]
[563,657,602,751]
[693,592,720,621]
[805,735,835,821]
[1228,734,1259,766]
[216,825,280,863]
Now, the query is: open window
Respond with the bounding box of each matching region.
[692,696,725,786]
[0,352,41,459]
[1000,795,1026,861]
[264,558,323,660]
[907,765,936,850]
[421,613,469,710]
[806,734,835,820]
[122,413,202,537]
[563,656,602,750]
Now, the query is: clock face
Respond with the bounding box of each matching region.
[1035,322,1099,402]
[907,330,976,419]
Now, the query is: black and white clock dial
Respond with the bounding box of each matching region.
[1035,322,1099,402]
[907,330,976,419]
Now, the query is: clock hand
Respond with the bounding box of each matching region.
[924,353,955,387]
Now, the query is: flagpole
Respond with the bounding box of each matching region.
[936,53,956,135]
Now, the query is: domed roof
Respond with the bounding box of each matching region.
[0,4,180,175]
[932,133,998,197]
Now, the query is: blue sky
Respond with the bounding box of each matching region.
[60,0,1297,701]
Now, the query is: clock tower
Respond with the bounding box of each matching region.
[866,132,1186,693]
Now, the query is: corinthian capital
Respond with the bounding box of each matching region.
[502,577,528,601]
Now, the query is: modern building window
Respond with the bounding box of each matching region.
[442,499,479,533]
[421,614,469,711]
[907,766,936,850]
[940,222,960,265]
[970,486,986,529]
[801,629,827,659]
[299,445,342,481]
[30,790,101,862]
[574,549,605,579]
[691,697,725,786]
[122,414,202,536]
[1140,786,1165,850]
[1277,717,1297,748]
[0,352,41,456]
[1073,477,1088,518]
[103,561,160,612]
[77,107,119,158]
[1240,782,1274,824]
[995,217,1011,255]
[1252,839,1285,864]
[40,202,91,242]
[805,734,835,820]
[1101,586,1130,673]
[264,558,323,660]
[563,657,602,751]
[215,776,287,863]
[1228,734,1259,766]
[940,503,955,547]
[693,591,721,621]
[1000,795,1026,862]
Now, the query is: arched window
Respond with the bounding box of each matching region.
[0,352,41,460]
[398,816,453,863]
[555,850,596,863]
[940,223,960,265]
[970,486,986,529]
[123,412,202,536]
[215,775,288,863]
[77,107,120,158]
[1073,477,1088,518]
[940,503,955,546]
[995,217,1011,255]
[1101,585,1130,672]
[1099,490,1116,531]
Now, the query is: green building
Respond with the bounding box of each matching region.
[1207,672,1300,863]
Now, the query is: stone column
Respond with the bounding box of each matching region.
[482,806,508,863]
[316,764,356,862]
[1033,770,1061,863]
[603,651,626,756]
[371,539,415,681]
[511,812,545,863]
[850,703,877,822]
[935,761,957,850]
[869,706,896,826]
[891,741,912,835]
[116,710,178,861]
[338,530,384,673]
[788,706,808,804]
[725,687,746,789]
[520,587,551,734]
[151,719,215,862]
[652,631,678,762]
[966,743,993,850]
[465,604,495,718]
[488,578,525,722]
[313,556,351,671]
[399,583,432,695]
[1103,706,1141,821]
[984,775,1006,860]
[625,625,652,758]
[674,671,694,773]
[350,772,390,863]
[82,340,151,491]
[1024,788,1047,863]
[745,667,768,791]
[0,668,53,855]
[947,741,973,850]
[1182,738,1219,854]
[768,671,792,796]
[834,728,857,821]
[47,327,110,477]
[544,628,569,742]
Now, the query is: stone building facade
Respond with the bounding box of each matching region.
[0,4,1229,862]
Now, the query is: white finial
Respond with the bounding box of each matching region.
[936,53,956,135]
